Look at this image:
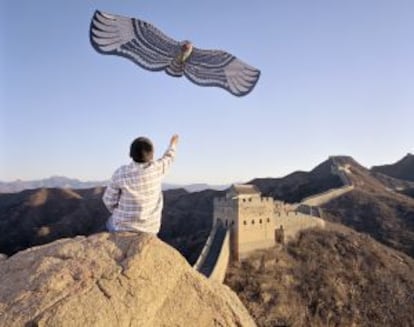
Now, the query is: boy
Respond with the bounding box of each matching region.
[103,134,179,234]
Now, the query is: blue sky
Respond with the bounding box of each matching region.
[1,0,413,184]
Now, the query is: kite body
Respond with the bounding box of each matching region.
[90,10,260,96]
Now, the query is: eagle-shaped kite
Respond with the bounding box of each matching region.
[90,10,260,96]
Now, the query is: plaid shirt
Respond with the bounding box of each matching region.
[103,144,176,234]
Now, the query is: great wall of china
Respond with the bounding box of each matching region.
[194,157,355,283]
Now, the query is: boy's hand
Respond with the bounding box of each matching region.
[170,134,179,147]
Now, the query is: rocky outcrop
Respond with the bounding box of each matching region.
[0,253,6,260]
[0,232,255,327]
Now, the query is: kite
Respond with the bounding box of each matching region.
[90,10,260,96]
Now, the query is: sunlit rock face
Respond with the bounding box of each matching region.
[0,232,256,327]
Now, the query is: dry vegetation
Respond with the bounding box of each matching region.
[225,226,414,327]
[322,189,414,257]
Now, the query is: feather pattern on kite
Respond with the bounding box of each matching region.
[90,10,260,96]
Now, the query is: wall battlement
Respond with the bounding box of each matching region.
[214,196,274,205]
[197,163,355,282]
[211,184,326,261]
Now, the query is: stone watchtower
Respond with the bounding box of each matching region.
[213,184,280,261]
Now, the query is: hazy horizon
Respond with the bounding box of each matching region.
[2,1,413,184]
[0,153,411,185]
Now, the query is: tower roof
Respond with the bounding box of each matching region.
[230,184,261,195]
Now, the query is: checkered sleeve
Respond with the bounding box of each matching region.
[157,143,177,175]
[103,170,121,213]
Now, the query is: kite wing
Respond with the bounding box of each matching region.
[184,47,261,97]
[90,10,180,71]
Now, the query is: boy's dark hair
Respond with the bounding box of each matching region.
[130,137,154,163]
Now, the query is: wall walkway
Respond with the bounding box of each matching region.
[300,185,354,206]
[194,222,230,283]
[292,159,354,209]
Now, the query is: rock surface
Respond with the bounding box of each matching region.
[0,232,255,327]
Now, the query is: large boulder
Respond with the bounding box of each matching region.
[0,232,255,327]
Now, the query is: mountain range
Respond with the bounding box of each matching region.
[0,176,106,193]
[0,176,228,194]
[1,154,414,326]
[3,154,411,195]
[1,154,413,259]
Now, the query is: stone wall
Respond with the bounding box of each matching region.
[301,185,354,206]
[237,196,275,258]
[204,166,355,273]
[238,211,326,258]
[213,197,237,227]
[208,230,230,283]
[238,240,276,259]
[275,212,325,241]
[194,223,231,283]
[213,189,328,261]
[193,224,219,271]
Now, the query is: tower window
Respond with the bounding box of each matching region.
[259,219,262,224]
[243,220,247,225]
[267,218,270,223]
[251,219,255,225]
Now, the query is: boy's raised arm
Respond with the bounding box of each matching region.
[170,134,179,148]
[158,134,179,175]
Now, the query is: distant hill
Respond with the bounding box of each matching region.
[0,176,107,193]
[160,188,224,264]
[0,185,222,263]
[248,155,414,257]
[321,156,414,257]
[0,177,228,194]
[163,183,229,192]
[0,187,108,255]
[370,170,414,191]
[371,153,414,181]
[249,157,344,203]
[400,187,414,199]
